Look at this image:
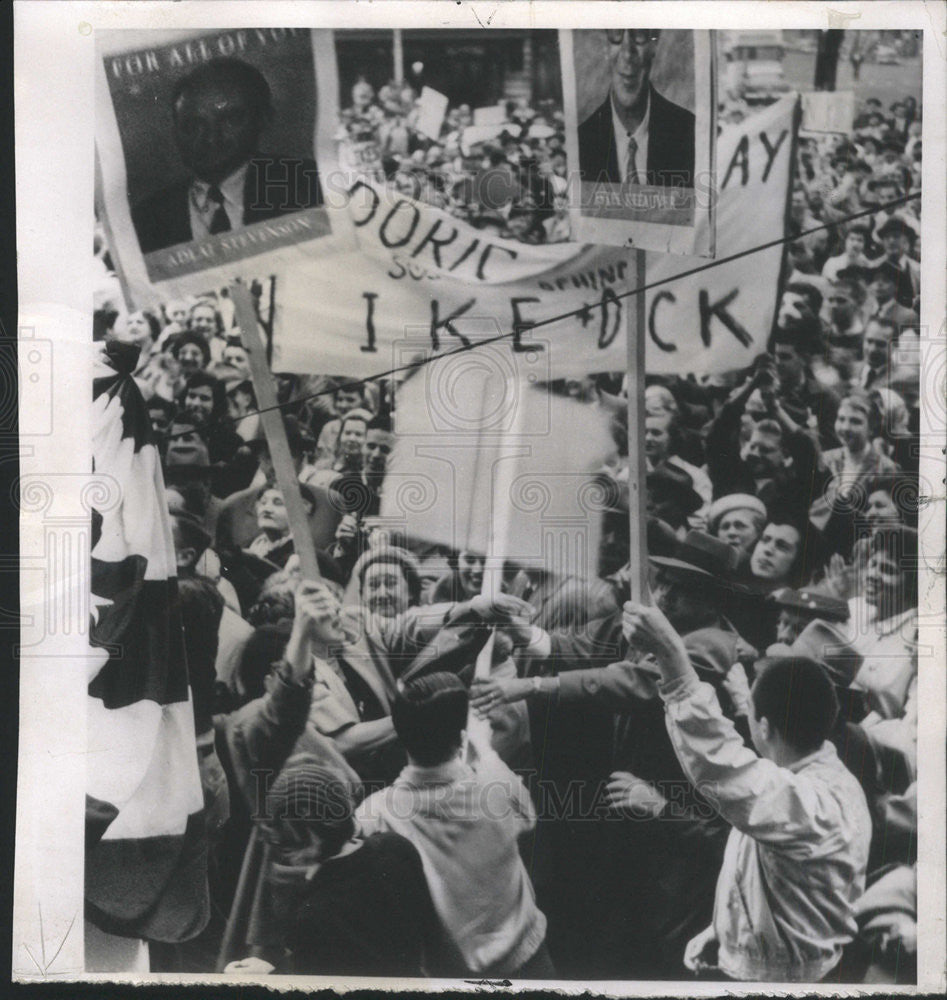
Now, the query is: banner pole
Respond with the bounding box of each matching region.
[466,370,520,755]
[628,251,650,606]
[393,29,405,85]
[230,282,322,582]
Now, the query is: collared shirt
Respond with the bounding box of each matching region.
[859,361,890,390]
[356,748,546,975]
[188,163,249,240]
[611,93,650,184]
[851,608,918,717]
[850,608,918,784]
[661,676,871,982]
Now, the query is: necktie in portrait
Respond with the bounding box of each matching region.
[625,136,639,185]
[208,185,232,234]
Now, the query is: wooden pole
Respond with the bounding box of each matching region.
[230,282,322,582]
[627,251,650,605]
[466,369,521,754]
[393,29,404,85]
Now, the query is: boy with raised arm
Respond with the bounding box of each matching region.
[622,600,871,982]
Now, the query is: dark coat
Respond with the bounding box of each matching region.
[578,85,696,188]
[213,668,361,970]
[132,156,323,254]
[529,619,741,978]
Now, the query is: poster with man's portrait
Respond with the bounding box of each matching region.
[96,28,352,303]
[561,29,716,255]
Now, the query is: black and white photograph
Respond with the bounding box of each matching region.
[11,2,946,995]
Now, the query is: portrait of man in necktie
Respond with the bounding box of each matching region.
[131,56,324,255]
[577,29,696,190]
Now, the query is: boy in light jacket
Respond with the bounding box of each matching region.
[622,600,871,982]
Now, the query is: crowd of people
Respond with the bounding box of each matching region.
[90,87,923,983]
[336,76,572,243]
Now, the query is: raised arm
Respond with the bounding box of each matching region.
[224,580,357,808]
[622,602,849,852]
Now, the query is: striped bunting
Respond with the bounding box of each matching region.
[86,341,209,943]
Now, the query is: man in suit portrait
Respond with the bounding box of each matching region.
[132,58,323,254]
[578,29,695,189]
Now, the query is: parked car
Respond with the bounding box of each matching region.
[874,44,901,65]
[723,31,791,105]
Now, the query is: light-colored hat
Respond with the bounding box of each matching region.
[707,493,768,533]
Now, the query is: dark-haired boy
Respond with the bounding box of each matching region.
[356,672,552,979]
[622,601,871,982]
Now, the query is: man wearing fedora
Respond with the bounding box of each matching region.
[471,531,752,979]
[874,215,919,308]
[645,465,704,536]
[766,587,850,648]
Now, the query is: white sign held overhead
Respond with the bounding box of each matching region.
[415,86,450,140]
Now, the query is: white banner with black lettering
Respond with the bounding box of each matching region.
[274,94,798,378]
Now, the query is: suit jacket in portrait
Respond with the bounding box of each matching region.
[132,156,324,255]
[578,85,696,189]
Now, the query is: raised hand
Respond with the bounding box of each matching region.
[334,513,359,544]
[470,675,533,716]
[823,553,851,599]
[605,770,667,818]
[622,601,680,655]
[622,601,691,680]
[469,592,534,621]
[286,579,345,674]
[723,661,752,718]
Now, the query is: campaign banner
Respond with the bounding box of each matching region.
[643,93,799,372]
[560,29,717,256]
[272,94,797,379]
[96,28,354,307]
